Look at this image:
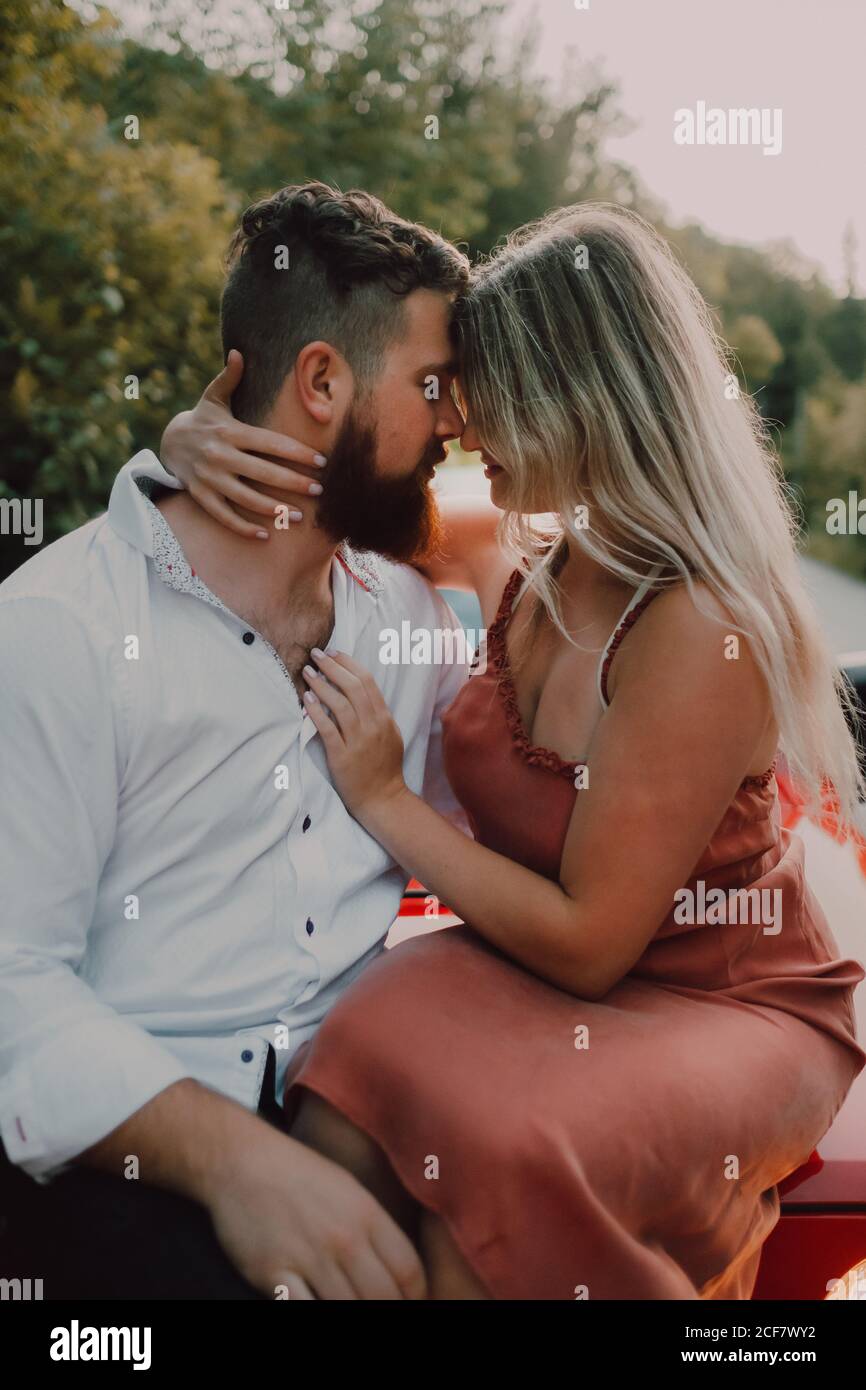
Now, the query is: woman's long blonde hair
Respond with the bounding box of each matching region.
[455,202,864,826]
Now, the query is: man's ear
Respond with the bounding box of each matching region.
[294,341,353,426]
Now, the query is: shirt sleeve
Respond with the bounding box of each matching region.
[421,591,474,838]
[0,595,190,1183]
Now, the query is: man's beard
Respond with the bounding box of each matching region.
[314,401,446,565]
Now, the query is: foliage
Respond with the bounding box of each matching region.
[1,0,863,580]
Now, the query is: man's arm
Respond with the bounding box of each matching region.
[0,595,193,1179]
[75,1076,427,1301]
[75,1077,246,1202]
[0,593,424,1297]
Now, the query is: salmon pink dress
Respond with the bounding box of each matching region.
[284,566,866,1299]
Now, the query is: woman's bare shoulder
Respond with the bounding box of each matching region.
[611,575,769,699]
[606,575,778,776]
[648,577,758,647]
[614,575,778,728]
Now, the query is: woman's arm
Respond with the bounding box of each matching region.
[159,352,329,536]
[159,354,514,601]
[301,584,773,1000]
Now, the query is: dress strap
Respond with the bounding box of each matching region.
[502,561,665,711]
[596,564,664,710]
[509,570,533,617]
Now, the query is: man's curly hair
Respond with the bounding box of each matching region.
[220,182,470,424]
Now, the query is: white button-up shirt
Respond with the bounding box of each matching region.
[0,451,471,1182]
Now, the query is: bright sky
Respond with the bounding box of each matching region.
[83,0,865,292]
[509,0,866,291]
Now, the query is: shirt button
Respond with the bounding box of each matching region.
[241,1048,254,1063]
[242,631,255,645]
[306,918,315,936]
[302,815,311,832]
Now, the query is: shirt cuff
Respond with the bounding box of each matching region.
[0,1016,192,1183]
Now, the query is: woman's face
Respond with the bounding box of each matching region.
[459,387,567,515]
[458,390,511,507]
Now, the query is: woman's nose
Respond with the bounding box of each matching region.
[438,392,465,440]
[460,419,479,453]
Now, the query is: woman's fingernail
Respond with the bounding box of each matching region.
[313,453,327,465]
[303,664,316,679]
[308,482,323,495]
[255,529,269,540]
[310,647,325,659]
[289,510,303,522]
[304,689,317,703]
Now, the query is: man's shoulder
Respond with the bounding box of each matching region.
[348,549,456,626]
[0,520,135,751]
[0,511,136,632]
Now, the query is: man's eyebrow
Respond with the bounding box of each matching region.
[417,359,459,376]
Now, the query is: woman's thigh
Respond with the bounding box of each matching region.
[290,1091,492,1299]
[290,1087,422,1240]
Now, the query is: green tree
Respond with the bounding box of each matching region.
[3,0,864,587]
[0,0,233,575]
[727,314,784,388]
[818,296,866,383]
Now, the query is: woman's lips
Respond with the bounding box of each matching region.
[483,462,503,478]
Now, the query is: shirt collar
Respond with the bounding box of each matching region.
[107,451,389,598]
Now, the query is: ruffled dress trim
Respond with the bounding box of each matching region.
[490,568,777,791]
[487,570,588,782]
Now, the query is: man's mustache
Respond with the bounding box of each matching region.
[419,442,449,474]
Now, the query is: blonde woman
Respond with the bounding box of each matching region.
[160,203,865,1299]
